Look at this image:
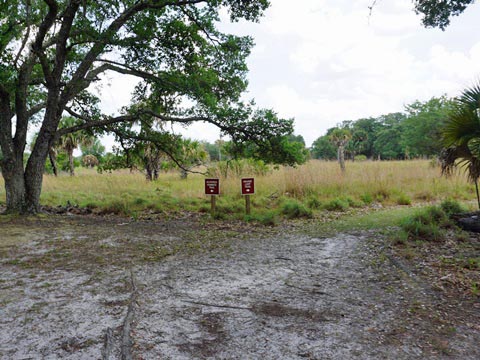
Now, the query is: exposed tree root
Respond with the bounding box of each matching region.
[121,270,139,360]
[182,300,251,311]
[102,327,114,360]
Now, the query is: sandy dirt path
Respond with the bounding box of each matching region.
[0,216,478,359]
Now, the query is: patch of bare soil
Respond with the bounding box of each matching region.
[0,215,478,359]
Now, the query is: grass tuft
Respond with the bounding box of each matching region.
[400,206,453,242]
[281,200,313,219]
[440,198,467,217]
[323,198,349,212]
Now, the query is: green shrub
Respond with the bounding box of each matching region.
[374,189,390,202]
[307,197,322,209]
[396,194,412,206]
[400,206,452,242]
[440,199,466,217]
[103,200,129,215]
[134,197,147,205]
[281,200,313,219]
[360,193,373,205]
[323,198,349,212]
[344,196,363,208]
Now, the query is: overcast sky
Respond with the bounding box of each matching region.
[99,0,480,148]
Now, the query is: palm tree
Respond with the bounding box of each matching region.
[441,83,480,209]
[329,128,352,172]
[178,139,208,179]
[58,117,94,176]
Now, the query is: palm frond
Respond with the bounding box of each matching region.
[442,102,480,147]
[441,144,480,183]
[458,82,480,111]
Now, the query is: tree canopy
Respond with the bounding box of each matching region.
[310,97,454,161]
[0,0,301,213]
[413,0,475,30]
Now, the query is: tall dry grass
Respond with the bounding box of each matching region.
[0,159,474,215]
[263,160,471,203]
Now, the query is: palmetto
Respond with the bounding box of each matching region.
[58,117,94,176]
[441,83,480,208]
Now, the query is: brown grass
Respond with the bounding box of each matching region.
[0,160,474,215]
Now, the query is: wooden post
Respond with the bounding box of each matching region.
[205,178,220,217]
[245,195,251,215]
[211,195,216,216]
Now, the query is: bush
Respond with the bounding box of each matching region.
[400,206,452,242]
[396,193,412,206]
[440,199,466,217]
[373,188,390,202]
[281,200,313,219]
[360,193,373,205]
[344,196,363,208]
[307,197,322,209]
[82,154,99,168]
[323,198,349,212]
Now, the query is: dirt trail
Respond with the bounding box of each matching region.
[0,217,478,359]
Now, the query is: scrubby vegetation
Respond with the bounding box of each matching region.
[0,159,475,221]
[393,199,479,299]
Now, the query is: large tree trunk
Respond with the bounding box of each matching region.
[21,95,62,213]
[1,149,48,214]
[2,159,27,213]
[23,144,51,214]
[2,130,56,214]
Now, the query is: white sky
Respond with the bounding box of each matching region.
[98,0,480,148]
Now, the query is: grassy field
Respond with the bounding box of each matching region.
[0,159,475,220]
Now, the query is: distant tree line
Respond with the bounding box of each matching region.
[310,96,455,161]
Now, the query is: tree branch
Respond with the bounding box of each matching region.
[60,108,139,137]
[94,59,181,89]
[52,0,82,81]
[60,106,214,136]
[180,6,222,48]
[31,0,58,85]
[14,0,32,69]
[27,102,47,118]
[60,0,208,107]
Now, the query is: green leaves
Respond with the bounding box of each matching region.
[401,96,455,157]
[1,0,302,211]
[413,0,474,30]
[440,83,480,186]
[443,84,480,149]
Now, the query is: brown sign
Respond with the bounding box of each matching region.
[241,178,255,195]
[205,178,220,195]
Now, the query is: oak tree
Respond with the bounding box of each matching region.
[0,0,296,214]
[413,0,475,30]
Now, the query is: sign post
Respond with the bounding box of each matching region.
[241,178,255,215]
[205,179,220,216]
